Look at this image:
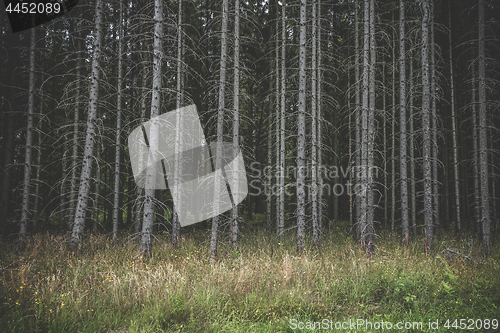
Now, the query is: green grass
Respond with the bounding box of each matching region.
[0,224,499,332]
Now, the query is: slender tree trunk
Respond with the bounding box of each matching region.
[231,0,240,250]
[317,0,322,237]
[140,0,163,257]
[354,0,361,237]
[278,0,286,242]
[410,50,417,236]
[70,39,82,229]
[448,0,461,237]
[112,0,124,242]
[33,72,44,231]
[421,0,433,253]
[311,0,319,247]
[430,9,439,238]
[365,0,376,255]
[478,0,490,256]
[70,0,103,249]
[274,0,280,235]
[391,11,396,235]
[471,55,480,238]
[400,0,409,245]
[19,26,36,251]
[211,0,229,262]
[134,56,149,235]
[359,0,369,246]
[172,0,184,247]
[296,0,307,253]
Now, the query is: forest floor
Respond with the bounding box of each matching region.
[0,221,499,332]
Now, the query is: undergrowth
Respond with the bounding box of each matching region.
[0,224,499,332]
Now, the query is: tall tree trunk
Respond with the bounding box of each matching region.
[399,0,409,245]
[421,0,433,253]
[317,0,322,238]
[113,0,124,242]
[140,0,163,257]
[70,39,82,229]
[471,54,480,238]
[359,0,369,246]
[448,0,461,237]
[211,0,229,262]
[311,0,319,247]
[478,0,490,256]
[171,0,183,247]
[70,0,104,249]
[390,11,396,235]
[430,9,439,238]
[278,0,286,242]
[296,0,307,253]
[231,0,240,250]
[354,0,361,237]
[365,0,376,255]
[33,72,44,231]
[134,56,149,235]
[19,26,37,251]
[410,49,417,236]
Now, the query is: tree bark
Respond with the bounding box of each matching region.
[296,0,307,253]
[399,0,409,245]
[211,0,229,262]
[278,0,286,242]
[448,0,461,237]
[311,0,319,247]
[231,0,240,250]
[140,0,163,257]
[113,0,124,242]
[478,0,490,256]
[19,26,37,251]
[421,0,433,253]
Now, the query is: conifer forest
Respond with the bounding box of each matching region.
[0,0,500,332]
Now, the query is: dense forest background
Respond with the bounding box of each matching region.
[1,0,499,258]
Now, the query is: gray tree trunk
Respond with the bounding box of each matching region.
[134,56,149,235]
[410,50,417,236]
[430,11,439,238]
[448,1,461,237]
[390,11,396,235]
[399,0,409,245]
[354,0,361,236]
[478,0,490,256]
[296,0,307,253]
[211,0,229,262]
[311,0,319,247]
[365,0,376,255]
[231,0,240,250]
[172,0,183,247]
[471,55,480,238]
[70,0,103,249]
[421,0,433,253]
[69,38,82,229]
[113,0,124,242]
[140,0,163,257]
[19,26,36,251]
[278,0,286,242]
